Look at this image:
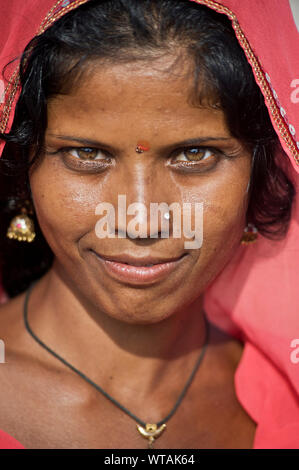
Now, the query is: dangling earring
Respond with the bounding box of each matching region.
[6,202,36,243]
[241,223,258,245]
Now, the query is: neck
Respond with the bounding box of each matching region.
[26,265,208,395]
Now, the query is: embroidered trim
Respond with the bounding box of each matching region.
[189,0,299,166]
[265,72,298,150]
[0,0,89,134]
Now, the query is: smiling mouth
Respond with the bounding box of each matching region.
[90,250,188,284]
[92,251,187,266]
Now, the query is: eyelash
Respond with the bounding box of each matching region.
[171,147,223,167]
[47,145,228,172]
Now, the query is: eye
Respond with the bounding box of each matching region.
[169,146,224,172]
[51,146,113,173]
[66,147,109,161]
[172,147,217,164]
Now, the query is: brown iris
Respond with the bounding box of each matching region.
[76,148,99,160]
[183,148,208,161]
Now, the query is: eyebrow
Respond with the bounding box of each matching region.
[46,134,233,150]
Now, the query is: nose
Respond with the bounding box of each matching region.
[112,165,173,239]
[126,200,171,239]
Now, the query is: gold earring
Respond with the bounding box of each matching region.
[241,223,258,245]
[6,206,36,243]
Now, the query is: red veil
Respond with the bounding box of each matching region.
[0,0,298,448]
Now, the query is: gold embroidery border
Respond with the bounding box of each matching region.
[1,0,298,167]
[0,0,89,134]
[191,0,299,166]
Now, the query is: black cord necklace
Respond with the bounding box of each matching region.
[23,281,210,448]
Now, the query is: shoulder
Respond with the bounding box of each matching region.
[0,291,37,396]
[207,319,244,372]
[0,293,30,449]
[0,291,29,354]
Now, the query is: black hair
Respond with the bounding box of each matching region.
[0,0,296,297]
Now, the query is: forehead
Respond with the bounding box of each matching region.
[46,53,228,138]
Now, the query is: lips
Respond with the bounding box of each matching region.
[94,252,186,267]
[90,250,188,284]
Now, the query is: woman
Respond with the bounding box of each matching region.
[0,0,298,449]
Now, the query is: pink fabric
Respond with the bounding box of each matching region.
[0,429,25,449]
[0,0,298,449]
[198,0,299,449]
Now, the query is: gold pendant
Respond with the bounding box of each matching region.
[136,423,166,449]
[6,214,36,242]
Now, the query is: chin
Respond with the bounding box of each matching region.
[105,308,173,326]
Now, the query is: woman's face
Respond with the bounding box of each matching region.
[29,53,252,324]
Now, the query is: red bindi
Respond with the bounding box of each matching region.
[136,140,151,153]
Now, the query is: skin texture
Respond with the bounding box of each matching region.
[0,53,257,448]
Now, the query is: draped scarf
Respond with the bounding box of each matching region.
[0,0,298,448]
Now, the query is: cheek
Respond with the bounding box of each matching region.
[29,159,100,254]
[203,176,249,243]
[182,159,251,284]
